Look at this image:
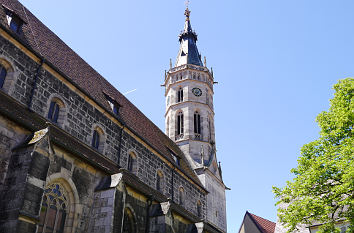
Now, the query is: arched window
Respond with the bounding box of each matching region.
[177,87,183,102]
[46,96,66,126]
[127,152,137,173]
[197,200,202,217]
[179,187,185,205]
[156,171,164,193]
[123,207,136,233]
[91,126,104,152]
[48,101,60,123]
[176,111,184,139]
[0,64,7,89]
[38,183,70,233]
[194,111,201,139]
[92,130,100,149]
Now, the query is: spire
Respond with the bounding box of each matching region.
[175,6,203,67]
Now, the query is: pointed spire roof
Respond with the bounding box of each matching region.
[175,7,203,67]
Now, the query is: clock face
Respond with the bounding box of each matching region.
[192,88,202,97]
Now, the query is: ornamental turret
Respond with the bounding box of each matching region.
[163,7,227,232]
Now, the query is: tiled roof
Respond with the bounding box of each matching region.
[0,0,204,190]
[248,211,276,233]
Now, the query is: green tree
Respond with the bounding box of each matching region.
[273,78,354,233]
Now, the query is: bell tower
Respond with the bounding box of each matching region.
[163,7,227,232]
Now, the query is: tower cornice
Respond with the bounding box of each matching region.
[164,101,215,117]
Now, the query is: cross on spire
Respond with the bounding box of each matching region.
[184,0,191,20]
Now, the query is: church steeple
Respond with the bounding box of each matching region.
[164,6,227,232]
[175,8,203,67]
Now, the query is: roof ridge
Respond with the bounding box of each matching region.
[0,0,204,189]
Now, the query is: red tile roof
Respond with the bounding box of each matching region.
[247,212,276,233]
[0,0,204,190]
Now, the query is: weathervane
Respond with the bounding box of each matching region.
[184,0,191,20]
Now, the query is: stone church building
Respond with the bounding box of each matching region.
[0,0,227,232]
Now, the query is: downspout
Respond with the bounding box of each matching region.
[27,59,44,110]
[117,124,125,166]
[171,166,175,202]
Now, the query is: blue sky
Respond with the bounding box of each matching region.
[19,0,354,232]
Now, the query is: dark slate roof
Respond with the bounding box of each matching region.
[175,8,203,67]
[247,211,276,233]
[0,0,205,190]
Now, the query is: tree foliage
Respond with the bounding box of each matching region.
[273,78,354,233]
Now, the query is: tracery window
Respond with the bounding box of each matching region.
[48,101,60,123]
[194,111,201,139]
[176,111,184,139]
[0,64,7,89]
[177,87,183,102]
[38,183,69,233]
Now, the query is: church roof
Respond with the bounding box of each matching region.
[175,8,203,67]
[247,211,276,233]
[0,0,205,191]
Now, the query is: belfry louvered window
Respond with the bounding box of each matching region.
[194,111,201,139]
[48,101,60,123]
[0,64,6,88]
[177,87,183,102]
[177,111,184,137]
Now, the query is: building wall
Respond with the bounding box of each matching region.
[0,17,212,232]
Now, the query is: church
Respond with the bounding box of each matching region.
[0,0,228,232]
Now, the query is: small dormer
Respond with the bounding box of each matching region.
[103,93,121,116]
[2,5,24,34]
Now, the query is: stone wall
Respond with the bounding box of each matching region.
[0,30,211,232]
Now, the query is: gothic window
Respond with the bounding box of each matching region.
[127,152,137,173]
[179,187,185,205]
[0,64,7,89]
[38,183,69,233]
[197,200,202,217]
[177,87,183,102]
[176,111,184,139]
[194,111,201,139]
[156,170,164,193]
[122,207,136,233]
[48,101,60,123]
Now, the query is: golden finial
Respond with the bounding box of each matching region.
[184,0,191,20]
